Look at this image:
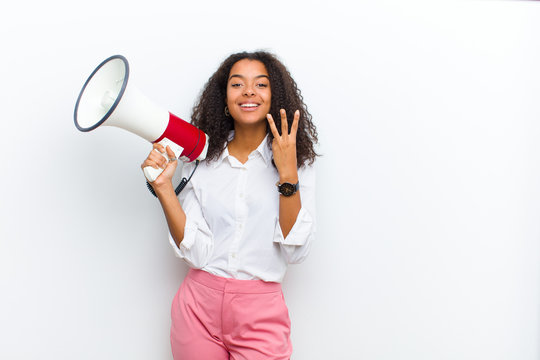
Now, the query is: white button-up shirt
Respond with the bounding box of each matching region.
[168,135,316,283]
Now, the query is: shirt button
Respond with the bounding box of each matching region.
[231,253,237,259]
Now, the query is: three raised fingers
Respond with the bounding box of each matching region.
[266,109,300,138]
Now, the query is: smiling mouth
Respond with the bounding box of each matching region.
[239,103,260,111]
[240,103,260,108]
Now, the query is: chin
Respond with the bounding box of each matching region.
[234,113,267,125]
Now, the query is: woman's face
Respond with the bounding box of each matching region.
[226,59,271,127]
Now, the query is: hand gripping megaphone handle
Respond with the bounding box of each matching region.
[143,138,184,182]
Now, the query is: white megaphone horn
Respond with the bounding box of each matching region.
[74,55,209,182]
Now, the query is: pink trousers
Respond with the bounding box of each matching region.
[170,269,292,360]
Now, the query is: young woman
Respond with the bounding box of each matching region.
[141,51,318,360]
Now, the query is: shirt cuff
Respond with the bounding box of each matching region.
[273,207,315,246]
[168,221,200,257]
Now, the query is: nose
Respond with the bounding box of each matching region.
[243,85,255,96]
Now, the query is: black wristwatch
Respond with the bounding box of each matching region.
[276,181,299,197]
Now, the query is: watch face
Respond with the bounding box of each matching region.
[279,183,296,196]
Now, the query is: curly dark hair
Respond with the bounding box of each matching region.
[191,51,318,168]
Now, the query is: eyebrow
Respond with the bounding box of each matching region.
[228,74,270,80]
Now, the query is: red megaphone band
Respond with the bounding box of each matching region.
[154,113,207,162]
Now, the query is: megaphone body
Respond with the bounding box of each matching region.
[74,55,209,182]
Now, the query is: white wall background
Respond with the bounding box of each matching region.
[1,0,539,359]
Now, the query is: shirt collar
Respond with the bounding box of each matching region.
[213,131,273,168]
[257,134,273,166]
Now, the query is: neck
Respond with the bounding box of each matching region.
[228,123,267,163]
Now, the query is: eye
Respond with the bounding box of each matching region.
[231,83,242,88]
[256,83,268,88]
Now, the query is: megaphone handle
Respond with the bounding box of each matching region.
[143,165,164,183]
[143,138,183,182]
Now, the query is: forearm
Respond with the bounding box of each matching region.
[279,194,301,238]
[154,182,187,247]
[278,172,301,238]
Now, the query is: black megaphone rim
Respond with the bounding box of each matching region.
[74,54,130,132]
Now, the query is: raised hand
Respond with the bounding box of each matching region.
[266,109,299,182]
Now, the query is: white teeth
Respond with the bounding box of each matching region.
[240,103,259,108]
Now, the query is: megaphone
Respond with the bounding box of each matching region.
[74,55,209,182]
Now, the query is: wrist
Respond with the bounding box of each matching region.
[152,181,174,196]
[279,178,298,185]
[279,170,298,184]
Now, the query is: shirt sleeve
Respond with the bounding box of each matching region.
[273,164,316,264]
[168,162,214,269]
